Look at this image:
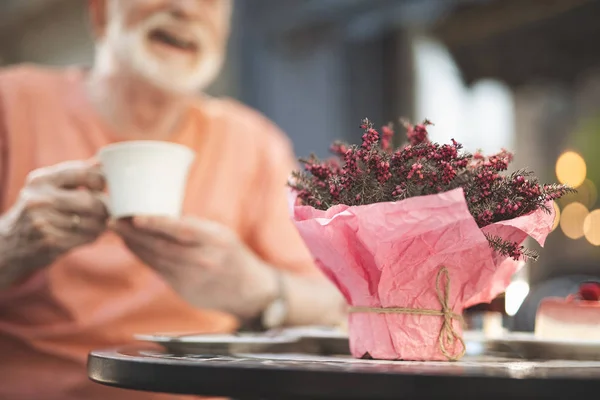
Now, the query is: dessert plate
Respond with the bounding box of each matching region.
[485,332,600,361]
[134,332,299,355]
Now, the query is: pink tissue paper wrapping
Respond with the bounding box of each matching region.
[290,188,555,361]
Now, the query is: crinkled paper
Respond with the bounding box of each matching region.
[290,188,554,360]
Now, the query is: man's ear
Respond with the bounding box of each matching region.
[88,0,109,38]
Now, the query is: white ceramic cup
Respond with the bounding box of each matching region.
[98,141,196,219]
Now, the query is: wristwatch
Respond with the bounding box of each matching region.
[260,270,288,329]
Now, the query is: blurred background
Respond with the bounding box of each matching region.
[1,0,599,329]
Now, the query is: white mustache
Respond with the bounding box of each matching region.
[136,12,208,45]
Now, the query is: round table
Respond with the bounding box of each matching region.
[88,346,600,399]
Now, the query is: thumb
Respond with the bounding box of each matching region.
[93,191,112,215]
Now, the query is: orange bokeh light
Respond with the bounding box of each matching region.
[584,209,600,246]
[560,202,589,239]
[555,151,586,188]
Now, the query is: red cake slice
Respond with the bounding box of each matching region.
[534,282,600,341]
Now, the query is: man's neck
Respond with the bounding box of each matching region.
[85,67,192,141]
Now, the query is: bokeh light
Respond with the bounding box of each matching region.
[583,209,600,246]
[560,202,589,239]
[575,179,598,208]
[551,201,560,231]
[555,151,587,188]
[505,280,530,317]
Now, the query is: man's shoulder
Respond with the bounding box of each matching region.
[0,63,65,84]
[194,96,293,151]
[0,64,71,96]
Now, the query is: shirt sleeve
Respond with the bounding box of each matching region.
[244,127,321,277]
[0,90,7,212]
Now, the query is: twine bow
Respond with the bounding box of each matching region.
[348,266,466,361]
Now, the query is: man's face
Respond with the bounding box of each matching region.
[98,0,232,93]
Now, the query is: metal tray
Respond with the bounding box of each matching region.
[134,332,300,355]
[485,333,600,361]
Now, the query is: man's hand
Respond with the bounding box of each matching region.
[0,160,109,288]
[111,216,279,320]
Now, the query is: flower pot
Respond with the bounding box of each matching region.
[291,188,554,361]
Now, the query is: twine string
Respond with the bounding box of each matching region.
[348,266,466,361]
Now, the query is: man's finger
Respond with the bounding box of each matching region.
[50,210,107,235]
[131,216,207,245]
[51,189,109,217]
[29,159,105,190]
[113,221,190,264]
[111,219,145,240]
[111,220,165,252]
[122,239,181,281]
[29,211,99,251]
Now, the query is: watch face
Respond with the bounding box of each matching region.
[262,298,287,329]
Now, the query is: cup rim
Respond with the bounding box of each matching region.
[98,140,194,157]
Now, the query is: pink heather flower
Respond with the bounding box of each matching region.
[407,163,424,180]
[361,128,379,150]
[403,119,432,146]
[381,124,394,151]
[330,142,348,157]
[290,117,574,260]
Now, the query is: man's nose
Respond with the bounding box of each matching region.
[169,0,204,20]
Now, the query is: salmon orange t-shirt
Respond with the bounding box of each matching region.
[0,65,316,400]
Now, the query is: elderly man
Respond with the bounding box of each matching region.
[0,0,345,399]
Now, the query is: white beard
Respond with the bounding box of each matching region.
[97,11,224,94]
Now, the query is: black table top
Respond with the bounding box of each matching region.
[88,346,600,400]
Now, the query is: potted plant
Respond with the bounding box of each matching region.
[289,119,573,361]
